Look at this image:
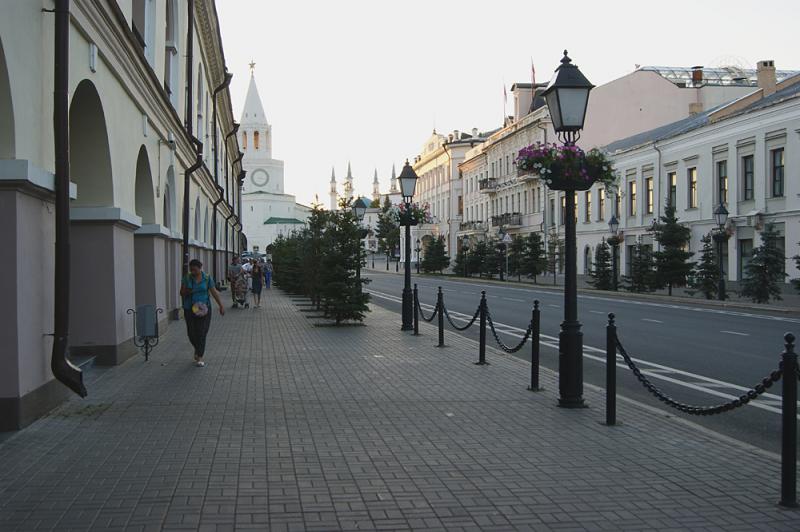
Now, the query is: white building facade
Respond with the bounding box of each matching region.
[0,0,242,429]
[239,72,310,252]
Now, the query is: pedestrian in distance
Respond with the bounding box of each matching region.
[227,255,243,308]
[251,260,265,308]
[180,259,225,367]
[265,259,273,289]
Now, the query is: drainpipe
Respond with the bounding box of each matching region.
[224,210,236,281]
[184,0,194,133]
[182,138,203,277]
[180,0,201,277]
[211,72,233,286]
[236,170,246,253]
[224,122,240,206]
[51,0,87,397]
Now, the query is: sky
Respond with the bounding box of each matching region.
[217,0,800,207]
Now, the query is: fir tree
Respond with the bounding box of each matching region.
[740,223,787,303]
[691,233,720,300]
[521,232,548,283]
[793,247,800,293]
[652,202,693,295]
[623,241,656,293]
[507,235,525,281]
[375,197,399,259]
[588,239,614,291]
[483,241,503,279]
[469,241,489,278]
[369,198,380,208]
[421,236,450,273]
[453,244,469,277]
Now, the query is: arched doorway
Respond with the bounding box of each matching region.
[69,80,113,206]
[134,146,155,224]
[133,145,161,309]
[0,36,14,159]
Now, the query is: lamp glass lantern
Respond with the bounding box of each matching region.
[352,197,368,222]
[713,202,729,229]
[542,50,595,135]
[398,160,419,202]
[608,214,619,236]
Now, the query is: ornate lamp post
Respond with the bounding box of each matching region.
[713,202,729,301]
[542,50,594,408]
[352,197,368,283]
[608,214,620,291]
[463,242,469,277]
[399,161,419,330]
[415,238,421,274]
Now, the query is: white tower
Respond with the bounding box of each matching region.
[389,163,398,193]
[343,161,354,203]
[372,169,380,203]
[329,167,337,210]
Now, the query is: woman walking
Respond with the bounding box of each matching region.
[180,259,225,367]
[251,260,265,308]
[265,259,273,289]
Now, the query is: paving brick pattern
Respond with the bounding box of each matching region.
[0,289,796,531]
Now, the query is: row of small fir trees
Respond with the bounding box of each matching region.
[270,200,370,324]
[453,232,556,282]
[589,202,792,303]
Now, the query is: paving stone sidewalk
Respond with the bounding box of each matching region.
[0,289,797,531]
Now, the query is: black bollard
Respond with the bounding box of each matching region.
[437,287,445,347]
[605,313,617,426]
[413,284,420,336]
[476,292,487,365]
[528,300,541,391]
[780,333,797,508]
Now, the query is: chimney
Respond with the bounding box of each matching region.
[757,60,777,96]
[691,66,703,86]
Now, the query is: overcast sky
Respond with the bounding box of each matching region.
[217,0,799,207]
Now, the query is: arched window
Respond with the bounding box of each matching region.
[253,131,260,150]
[204,206,209,243]
[162,184,171,230]
[242,131,247,150]
[194,197,201,240]
[196,67,204,139]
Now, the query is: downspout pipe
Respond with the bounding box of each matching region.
[182,138,203,277]
[224,123,239,206]
[224,210,236,280]
[237,170,246,253]
[52,0,87,398]
[211,72,233,286]
[184,0,194,133]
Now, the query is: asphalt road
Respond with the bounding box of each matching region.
[363,269,800,454]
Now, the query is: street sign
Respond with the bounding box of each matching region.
[501,233,513,244]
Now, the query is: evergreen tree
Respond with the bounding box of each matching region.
[483,242,504,279]
[521,232,548,283]
[319,207,370,323]
[588,240,614,290]
[623,241,656,293]
[369,198,380,208]
[375,197,399,259]
[546,235,564,284]
[421,236,450,273]
[469,241,489,278]
[691,233,720,300]
[302,206,328,308]
[740,223,787,303]
[652,202,694,295]
[453,244,469,277]
[793,247,800,293]
[507,235,525,281]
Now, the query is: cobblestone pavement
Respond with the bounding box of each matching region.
[0,290,797,531]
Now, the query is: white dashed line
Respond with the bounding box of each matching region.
[641,318,663,324]
[721,330,750,336]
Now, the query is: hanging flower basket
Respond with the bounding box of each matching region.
[390,202,432,226]
[515,142,617,192]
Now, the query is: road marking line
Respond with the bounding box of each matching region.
[548,304,560,308]
[721,330,749,336]
[589,310,605,314]
[366,288,798,418]
[503,297,525,302]
[641,318,663,324]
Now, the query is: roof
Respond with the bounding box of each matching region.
[604,78,800,153]
[263,217,305,225]
[640,65,800,87]
[240,74,268,125]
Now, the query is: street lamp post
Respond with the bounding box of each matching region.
[608,215,620,291]
[352,198,368,284]
[463,243,469,277]
[542,50,594,408]
[713,202,729,301]
[415,238,421,274]
[399,161,419,331]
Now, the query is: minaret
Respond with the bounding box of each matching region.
[389,163,398,193]
[372,169,380,203]
[343,161,354,203]
[329,167,337,210]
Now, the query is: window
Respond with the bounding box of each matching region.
[716,160,728,204]
[598,189,605,221]
[254,131,260,150]
[560,195,566,226]
[668,171,677,207]
[242,131,247,149]
[614,191,621,218]
[574,192,578,224]
[687,168,697,208]
[628,181,637,216]
[584,191,591,222]
[738,239,753,279]
[163,0,178,105]
[742,155,754,200]
[771,148,784,197]
[550,198,556,226]
[458,195,463,216]
[645,177,653,214]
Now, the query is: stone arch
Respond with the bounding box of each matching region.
[203,205,209,243]
[163,165,176,229]
[0,36,14,159]
[69,79,113,206]
[134,145,155,224]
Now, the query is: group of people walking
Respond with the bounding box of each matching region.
[179,254,273,367]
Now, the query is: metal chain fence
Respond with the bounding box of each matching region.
[487,309,533,354]
[615,334,783,416]
[442,304,481,332]
[415,296,438,323]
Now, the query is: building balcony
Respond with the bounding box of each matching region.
[479,178,498,194]
[491,212,522,228]
[458,221,488,234]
